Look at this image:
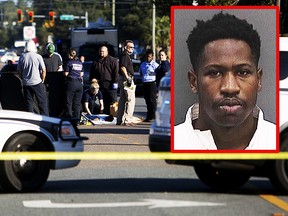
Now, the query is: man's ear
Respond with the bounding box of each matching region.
[257,68,263,92]
[188,69,198,93]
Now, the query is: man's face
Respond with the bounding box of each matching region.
[189,39,262,128]
[99,47,108,58]
[125,42,134,55]
[146,54,153,63]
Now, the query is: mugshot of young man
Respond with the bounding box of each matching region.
[173,11,277,151]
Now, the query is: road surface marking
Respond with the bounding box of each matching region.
[23,199,226,209]
[118,137,129,140]
[260,195,288,212]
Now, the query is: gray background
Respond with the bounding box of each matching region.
[173,9,277,125]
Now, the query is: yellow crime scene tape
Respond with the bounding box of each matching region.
[0,152,288,160]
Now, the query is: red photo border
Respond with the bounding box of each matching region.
[170,6,280,153]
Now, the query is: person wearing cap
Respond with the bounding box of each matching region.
[17,39,49,115]
[42,43,63,72]
[42,42,64,117]
[82,80,104,115]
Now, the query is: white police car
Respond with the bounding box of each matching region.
[0,110,86,192]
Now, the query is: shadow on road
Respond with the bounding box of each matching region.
[42,178,209,193]
[79,124,151,135]
[40,178,281,195]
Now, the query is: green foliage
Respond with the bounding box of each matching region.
[116,4,152,46]
[156,16,170,49]
[0,0,280,54]
[34,0,108,45]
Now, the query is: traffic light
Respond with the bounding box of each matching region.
[17,9,23,22]
[49,11,54,23]
[28,11,34,22]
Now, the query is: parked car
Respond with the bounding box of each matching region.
[0,51,19,63]
[0,110,86,192]
[0,49,6,62]
[148,37,288,192]
[132,59,143,96]
[149,71,170,152]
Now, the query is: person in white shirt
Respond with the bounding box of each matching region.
[174,12,276,150]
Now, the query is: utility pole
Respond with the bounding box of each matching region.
[85,11,88,27]
[112,0,115,26]
[152,2,156,60]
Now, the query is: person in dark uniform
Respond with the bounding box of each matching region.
[82,81,104,115]
[89,45,119,115]
[63,48,83,119]
[155,49,170,88]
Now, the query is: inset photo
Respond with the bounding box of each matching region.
[171,6,279,152]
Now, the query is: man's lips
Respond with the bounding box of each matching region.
[217,99,243,113]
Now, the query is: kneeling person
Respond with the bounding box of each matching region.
[82,82,104,115]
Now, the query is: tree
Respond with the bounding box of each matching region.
[116,3,153,47]
[156,16,170,49]
[0,1,17,48]
[33,0,108,46]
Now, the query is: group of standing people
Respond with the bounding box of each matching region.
[138,49,170,122]
[89,39,170,126]
[16,39,170,126]
[17,39,84,120]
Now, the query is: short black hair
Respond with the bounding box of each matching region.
[146,49,154,56]
[124,40,134,47]
[186,12,261,71]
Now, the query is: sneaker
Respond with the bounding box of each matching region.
[124,122,136,127]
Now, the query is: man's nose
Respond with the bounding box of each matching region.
[220,72,240,96]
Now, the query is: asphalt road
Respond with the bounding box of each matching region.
[0,98,288,215]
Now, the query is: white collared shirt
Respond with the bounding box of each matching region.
[139,60,159,82]
[174,104,276,150]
